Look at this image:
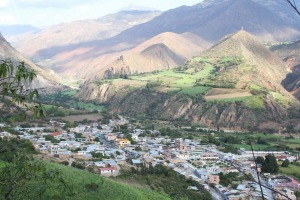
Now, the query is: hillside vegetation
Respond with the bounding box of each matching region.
[0,138,169,200]
[76,30,299,131]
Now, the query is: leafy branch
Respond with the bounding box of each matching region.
[0,60,45,120]
[286,0,300,15]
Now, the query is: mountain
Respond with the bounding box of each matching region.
[94,32,210,79]
[17,0,300,80]
[0,33,62,89]
[198,30,289,93]
[77,30,299,131]
[37,32,209,78]
[0,25,39,37]
[12,10,161,58]
[113,0,300,43]
[270,40,300,100]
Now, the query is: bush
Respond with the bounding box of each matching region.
[281,159,290,167]
[71,162,85,170]
[85,183,99,191]
[60,161,69,166]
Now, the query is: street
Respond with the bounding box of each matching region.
[251,171,274,200]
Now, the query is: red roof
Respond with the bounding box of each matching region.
[275,155,288,159]
[50,132,62,137]
[99,167,115,171]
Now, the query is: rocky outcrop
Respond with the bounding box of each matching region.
[94,88,296,130]
[77,81,116,103]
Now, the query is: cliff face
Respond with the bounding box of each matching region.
[80,86,294,130]
[77,81,115,102]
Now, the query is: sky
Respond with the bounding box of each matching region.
[0,0,203,28]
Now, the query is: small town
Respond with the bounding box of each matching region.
[0,116,299,200]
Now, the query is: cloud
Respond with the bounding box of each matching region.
[10,0,96,8]
[0,14,18,24]
[0,0,9,8]
[120,4,156,11]
[79,5,89,14]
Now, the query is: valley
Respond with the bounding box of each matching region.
[1,0,300,199]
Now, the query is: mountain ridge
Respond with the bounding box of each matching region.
[0,33,62,89]
[12,0,300,80]
[77,30,299,130]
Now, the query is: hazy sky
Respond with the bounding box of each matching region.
[0,0,202,27]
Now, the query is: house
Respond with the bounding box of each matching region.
[116,139,131,148]
[38,147,48,154]
[50,132,62,137]
[99,167,116,174]
[275,188,297,200]
[0,131,15,139]
[227,167,240,173]
[196,171,209,180]
[58,151,71,159]
[78,151,90,156]
[132,159,142,166]
[201,153,219,160]
[105,134,116,141]
[268,176,300,189]
[48,145,60,154]
[209,175,220,185]
[131,133,139,141]
[94,161,106,167]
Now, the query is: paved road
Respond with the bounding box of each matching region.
[251,171,274,200]
[100,136,117,149]
[209,187,224,200]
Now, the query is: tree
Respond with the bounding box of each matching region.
[281,159,290,167]
[255,156,265,165]
[0,154,72,200]
[0,60,45,121]
[261,154,279,174]
[134,146,142,151]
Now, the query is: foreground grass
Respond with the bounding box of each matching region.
[44,162,170,200]
[0,160,169,200]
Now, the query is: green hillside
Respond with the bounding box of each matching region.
[43,162,170,200]
[76,30,300,130]
[0,160,169,200]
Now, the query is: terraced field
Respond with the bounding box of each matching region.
[205,88,252,100]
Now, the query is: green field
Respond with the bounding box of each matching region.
[41,90,106,112]
[278,163,300,182]
[180,86,211,96]
[129,63,215,98]
[215,132,300,152]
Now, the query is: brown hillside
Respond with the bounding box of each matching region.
[51,32,209,79]
[13,0,300,81]
[12,10,161,57]
[0,33,62,88]
[271,41,300,100]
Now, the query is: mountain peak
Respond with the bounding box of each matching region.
[225,29,256,41]
[198,30,291,95]
[0,32,5,41]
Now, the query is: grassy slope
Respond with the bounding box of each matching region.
[278,162,300,182]
[45,162,170,200]
[41,90,106,112]
[0,160,169,200]
[128,56,266,109]
[227,133,300,150]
